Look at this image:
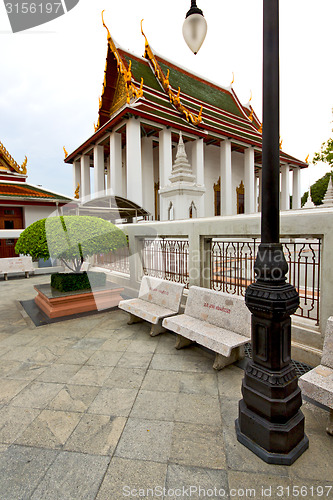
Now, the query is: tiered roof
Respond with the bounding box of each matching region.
[65,20,307,169]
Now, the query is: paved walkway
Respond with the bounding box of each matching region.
[0,275,332,500]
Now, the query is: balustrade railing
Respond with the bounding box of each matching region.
[94,246,130,275]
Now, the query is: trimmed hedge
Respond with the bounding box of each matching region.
[51,272,106,292]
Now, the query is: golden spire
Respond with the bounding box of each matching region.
[305,154,309,164]
[63,146,68,159]
[230,72,235,86]
[0,140,27,174]
[102,11,143,105]
[74,183,80,199]
[279,138,283,150]
[140,19,202,126]
[249,90,252,103]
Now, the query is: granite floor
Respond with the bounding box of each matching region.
[0,275,332,500]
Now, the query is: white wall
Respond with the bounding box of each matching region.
[24,205,59,227]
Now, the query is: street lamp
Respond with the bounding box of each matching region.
[182,0,207,55]
[183,0,309,464]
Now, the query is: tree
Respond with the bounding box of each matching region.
[313,109,333,168]
[15,215,127,272]
[301,171,332,206]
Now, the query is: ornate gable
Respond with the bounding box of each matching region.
[0,141,27,178]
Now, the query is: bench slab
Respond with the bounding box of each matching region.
[163,314,248,358]
[118,298,179,325]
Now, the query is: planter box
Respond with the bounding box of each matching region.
[34,283,124,319]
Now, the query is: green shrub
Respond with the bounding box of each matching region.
[51,271,106,292]
[15,215,127,272]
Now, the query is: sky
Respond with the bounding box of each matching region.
[0,0,332,198]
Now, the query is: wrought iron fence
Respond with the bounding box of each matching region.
[94,246,130,275]
[141,238,189,288]
[211,238,321,324]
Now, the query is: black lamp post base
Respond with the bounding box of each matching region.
[235,418,309,465]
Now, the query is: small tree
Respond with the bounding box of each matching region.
[15,215,127,272]
[313,109,333,169]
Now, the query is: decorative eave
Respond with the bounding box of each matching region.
[0,141,27,175]
[141,21,203,127]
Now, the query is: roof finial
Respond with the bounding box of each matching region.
[230,72,235,86]
[63,146,68,159]
[305,154,309,164]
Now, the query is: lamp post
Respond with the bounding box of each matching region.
[183,0,309,464]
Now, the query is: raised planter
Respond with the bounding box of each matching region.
[34,283,124,319]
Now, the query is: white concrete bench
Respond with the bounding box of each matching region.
[0,256,34,280]
[162,286,251,370]
[299,316,333,435]
[118,276,185,336]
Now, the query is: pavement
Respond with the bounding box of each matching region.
[0,275,332,500]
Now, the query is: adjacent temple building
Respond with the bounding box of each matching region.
[65,18,307,221]
[0,141,71,258]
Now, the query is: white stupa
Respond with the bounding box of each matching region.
[322,175,333,207]
[159,132,205,220]
[302,187,316,209]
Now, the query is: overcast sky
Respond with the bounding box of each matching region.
[0,0,332,198]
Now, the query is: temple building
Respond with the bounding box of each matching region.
[65,19,307,221]
[0,141,72,258]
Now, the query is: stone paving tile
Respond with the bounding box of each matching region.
[150,353,215,373]
[99,337,133,351]
[5,361,48,381]
[85,349,124,367]
[179,372,219,396]
[115,418,174,463]
[0,346,38,362]
[96,457,167,500]
[48,384,100,412]
[170,421,226,470]
[117,351,153,369]
[87,387,138,416]
[301,400,330,434]
[54,348,94,365]
[0,378,30,404]
[130,390,178,421]
[30,451,110,500]
[64,414,126,455]
[175,393,222,426]
[141,369,183,393]
[0,445,58,500]
[27,346,60,364]
[217,364,244,399]
[14,409,82,449]
[126,337,159,354]
[228,470,291,499]
[72,337,106,350]
[10,381,64,409]
[69,365,113,387]
[0,406,40,444]
[36,363,81,383]
[0,331,37,348]
[288,430,333,482]
[103,367,146,389]
[165,464,229,500]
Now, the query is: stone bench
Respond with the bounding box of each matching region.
[162,286,251,370]
[299,316,333,435]
[118,276,185,336]
[0,256,34,280]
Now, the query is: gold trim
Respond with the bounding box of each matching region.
[74,183,80,199]
[0,141,27,174]
[141,19,202,126]
[102,10,143,109]
[63,146,68,159]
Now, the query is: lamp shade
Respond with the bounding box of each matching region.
[182,13,207,55]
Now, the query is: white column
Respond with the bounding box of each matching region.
[110,132,123,196]
[192,138,204,185]
[220,139,232,215]
[141,137,155,217]
[244,147,255,213]
[80,155,91,199]
[292,167,301,209]
[281,163,290,210]
[254,175,259,212]
[94,145,105,197]
[159,127,173,188]
[258,169,262,212]
[126,118,143,207]
[106,156,111,191]
[73,160,81,195]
